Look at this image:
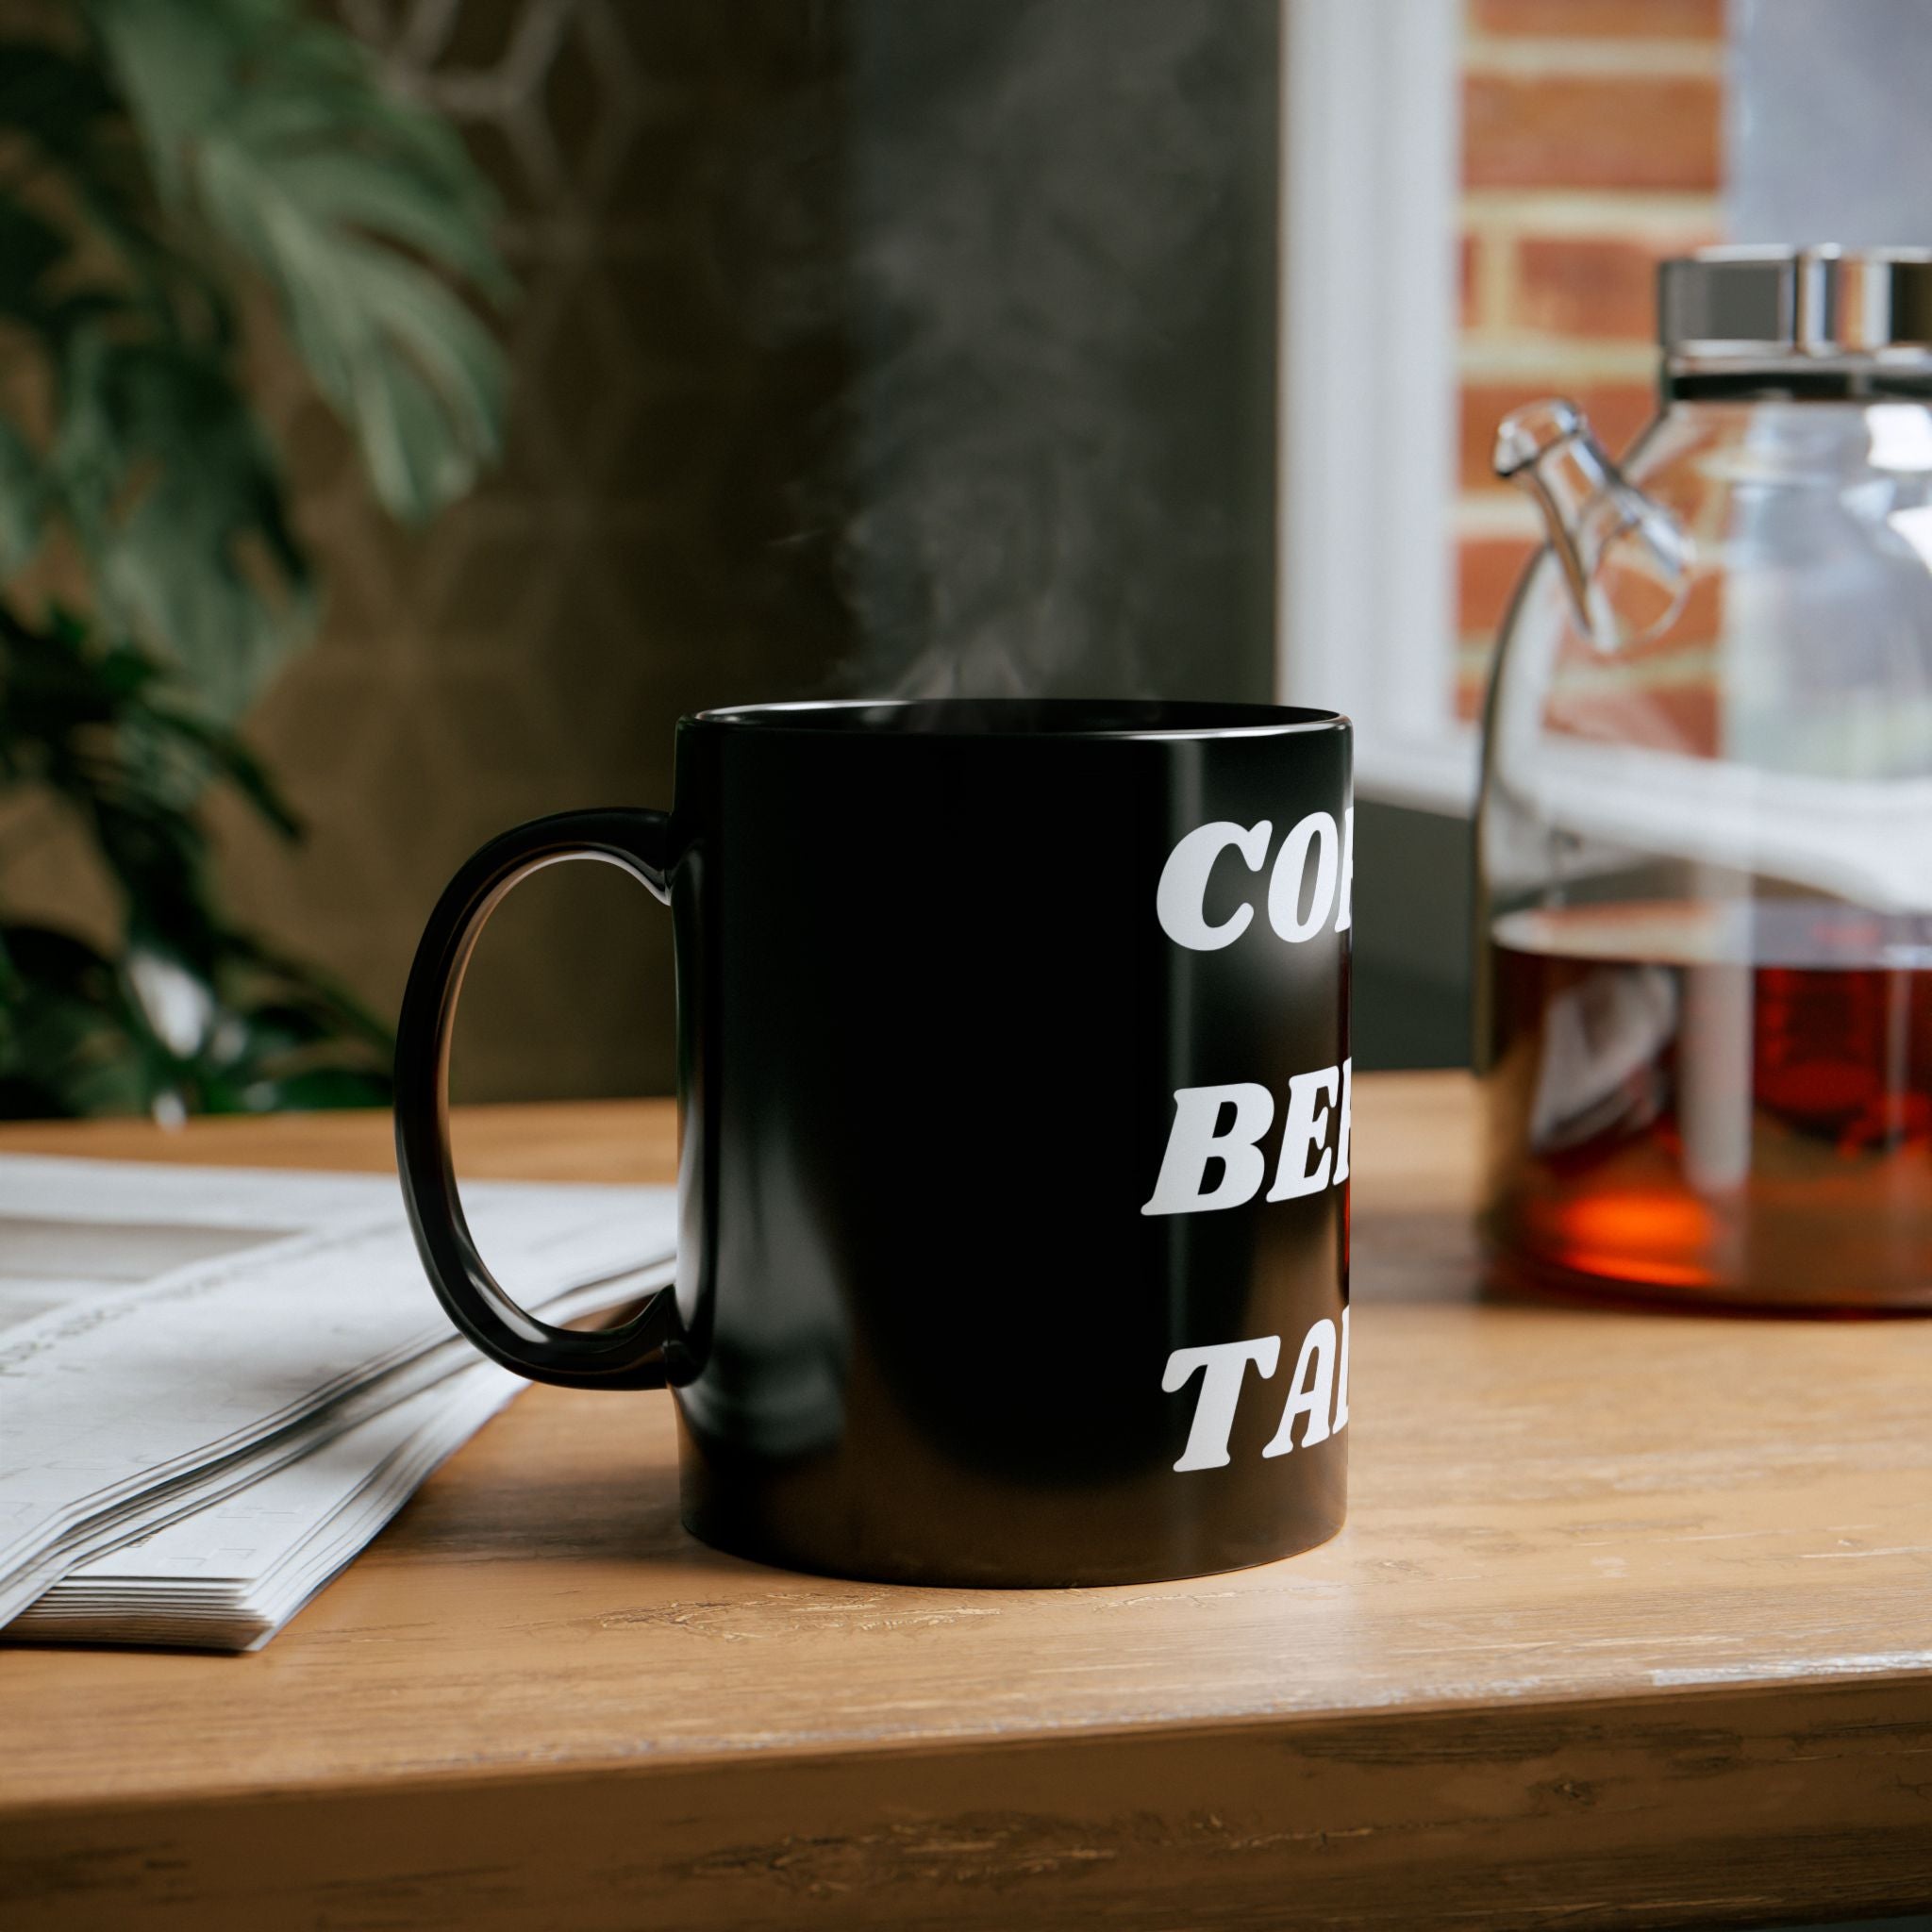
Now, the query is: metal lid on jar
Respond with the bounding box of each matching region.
[1659,246,1932,371]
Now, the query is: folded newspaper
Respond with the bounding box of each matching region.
[0,1156,675,1651]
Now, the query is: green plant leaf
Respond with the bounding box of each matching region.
[50,330,313,714]
[0,0,493,1119]
[0,923,151,1118]
[0,35,215,339]
[230,1066,391,1113]
[77,0,240,203]
[143,702,301,837]
[0,43,123,166]
[0,418,43,571]
[90,0,510,524]
[0,197,69,325]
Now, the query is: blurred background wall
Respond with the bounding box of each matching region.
[207,0,1279,1103]
[26,0,1849,1104]
[214,2,854,1107]
[16,0,1932,1110]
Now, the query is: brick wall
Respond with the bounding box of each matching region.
[1455,0,1726,719]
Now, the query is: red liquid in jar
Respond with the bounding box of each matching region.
[1483,900,1932,1309]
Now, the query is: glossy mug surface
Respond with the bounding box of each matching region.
[395,699,1353,1587]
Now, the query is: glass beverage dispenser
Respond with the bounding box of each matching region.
[1478,246,1932,1310]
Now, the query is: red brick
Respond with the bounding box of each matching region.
[1545,680,1720,757]
[1459,379,1657,492]
[1516,235,1680,341]
[1639,569,1724,651]
[1454,538,1721,668]
[1455,657,1495,724]
[1458,534,1541,636]
[1464,74,1722,192]
[1461,234,1480,328]
[1474,0,1724,38]
[1556,566,1725,661]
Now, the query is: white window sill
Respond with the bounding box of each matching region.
[1354,725,1480,818]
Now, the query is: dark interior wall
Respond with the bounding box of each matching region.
[205,0,1282,1103]
[837,0,1280,702]
[1352,802,1472,1073]
[220,2,858,1106]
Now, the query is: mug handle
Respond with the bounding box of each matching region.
[394,808,681,1390]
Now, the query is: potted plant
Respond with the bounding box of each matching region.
[0,0,508,1116]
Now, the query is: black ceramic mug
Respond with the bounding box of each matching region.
[395,699,1352,1587]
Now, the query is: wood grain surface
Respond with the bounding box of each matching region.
[3,1074,1931,1931]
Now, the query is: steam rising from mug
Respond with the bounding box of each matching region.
[754,0,1279,700]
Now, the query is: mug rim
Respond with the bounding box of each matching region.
[689,698,1348,741]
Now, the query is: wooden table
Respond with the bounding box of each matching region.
[3,1074,1930,1931]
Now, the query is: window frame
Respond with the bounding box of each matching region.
[1276,0,1476,816]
